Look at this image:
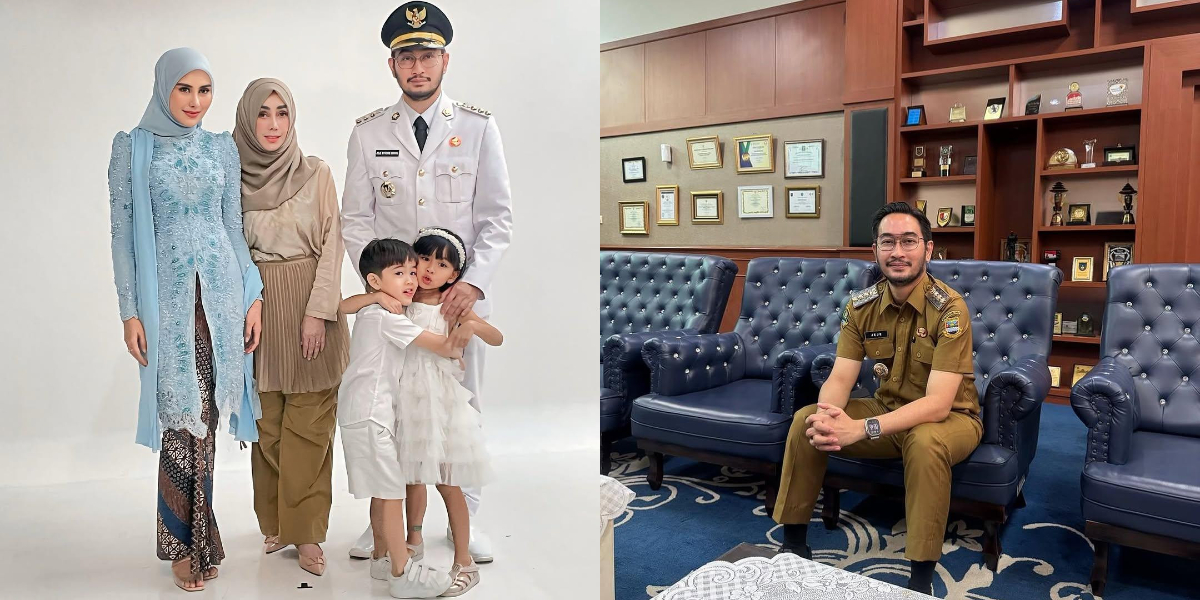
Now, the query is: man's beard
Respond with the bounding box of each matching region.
[879,256,926,287]
[395,70,441,101]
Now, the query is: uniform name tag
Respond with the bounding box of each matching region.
[865,330,888,340]
[375,150,400,157]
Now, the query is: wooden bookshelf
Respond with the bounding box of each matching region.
[901,175,977,185]
[1039,165,1139,177]
[1054,334,1102,345]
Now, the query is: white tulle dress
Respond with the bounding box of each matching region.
[395,301,492,487]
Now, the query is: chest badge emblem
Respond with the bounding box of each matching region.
[380,180,397,198]
[449,136,461,147]
[873,362,889,380]
[916,327,928,338]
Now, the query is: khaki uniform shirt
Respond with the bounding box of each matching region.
[836,272,979,417]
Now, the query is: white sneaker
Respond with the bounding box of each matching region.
[388,557,452,598]
[371,554,392,581]
[350,524,374,559]
[447,526,494,563]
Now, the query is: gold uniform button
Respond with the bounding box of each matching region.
[418,169,425,177]
[418,198,425,205]
[892,377,898,382]
[382,170,389,177]
[916,352,922,358]
[451,165,458,173]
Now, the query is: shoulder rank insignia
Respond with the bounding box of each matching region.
[850,281,883,309]
[925,280,951,311]
[355,108,385,126]
[454,101,491,117]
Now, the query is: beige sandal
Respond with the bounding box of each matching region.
[171,559,204,592]
[439,561,479,597]
[202,567,218,581]
[298,545,326,577]
[263,535,287,555]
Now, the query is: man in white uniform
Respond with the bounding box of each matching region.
[342,1,513,564]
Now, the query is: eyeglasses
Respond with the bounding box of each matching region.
[393,51,444,69]
[876,235,925,251]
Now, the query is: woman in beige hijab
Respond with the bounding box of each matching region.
[235,78,349,576]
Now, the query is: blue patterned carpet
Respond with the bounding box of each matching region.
[608,404,1198,600]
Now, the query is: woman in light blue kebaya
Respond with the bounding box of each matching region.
[107,47,264,592]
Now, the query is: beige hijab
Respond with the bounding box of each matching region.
[234,78,321,212]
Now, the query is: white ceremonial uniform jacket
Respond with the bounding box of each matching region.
[341,92,513,318]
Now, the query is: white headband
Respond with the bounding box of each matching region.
[417,227,467,269]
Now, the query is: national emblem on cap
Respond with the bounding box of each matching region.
[382,2,454,50]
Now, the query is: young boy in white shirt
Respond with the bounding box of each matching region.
[338,238,459,597]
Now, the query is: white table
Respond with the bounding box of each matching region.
[654,551,932,599]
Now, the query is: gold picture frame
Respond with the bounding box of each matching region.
[655,185,680,226]
[690,190,724,224]
[617,200,649,235]
[1072,364,1093,387]
[785,185,821,218]
[685,135,723,170]
[1072,257,1095,282]
[733,134,774,174]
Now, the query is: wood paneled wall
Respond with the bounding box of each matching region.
[601,0,900,137]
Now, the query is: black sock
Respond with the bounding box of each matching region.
[780,524,810,558]
[908,560,936,593]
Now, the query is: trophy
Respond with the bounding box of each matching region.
[1078,312,1095,336]
[911,145,926,178]
[1005,231,1018,262]
[1066,82,1083,110]
[1025,94,1041,116]
[1119,182,1137,224]
[949,103,967,123]
[1049,181,1067,226]
[939,145,953,177]
[1107,78,1129,107]
[1082,139,1097,169]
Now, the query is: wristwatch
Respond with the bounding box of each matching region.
[864,417,882,440]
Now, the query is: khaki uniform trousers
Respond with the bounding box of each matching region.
[251,386,338,545]
[772,397,982,561]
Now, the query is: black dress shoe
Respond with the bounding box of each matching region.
[776,544,812,560]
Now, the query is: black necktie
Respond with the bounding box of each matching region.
[414,116,428,152]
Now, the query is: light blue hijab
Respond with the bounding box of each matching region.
[130,48,262,450]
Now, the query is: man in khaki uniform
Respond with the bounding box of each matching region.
[773,202,982,595]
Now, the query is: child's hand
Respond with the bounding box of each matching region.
[448,322,475,350]
[374,291,407,315]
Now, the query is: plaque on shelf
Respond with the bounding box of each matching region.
[1095,211,1125,225]
[1067,203,1091,225]
[1107,78,1129,107]
[1072,256,1095,282]
[936,207,952,227]
[964,155,977,175]
[1073,364,1093,386]
[1065,82,1083,110]
[1082,139,1098,169]
[1078,312,1095,336]
[1046,148,1079,170]
[984,97,1006,121]
[916,199,927,214]
[1049,365,1062,388]
[1053,312,1063,335]
[1104,144,1137,166]
[1104,242,1134,281]
[1119,183,1137,224]
[1062,320,1078,335]
[1025,94,1041,116]
[904,105,927,127]
[939,145,953,177]
[1043,250,1060,269]
[961,205,975,226]
[949,103,967,123]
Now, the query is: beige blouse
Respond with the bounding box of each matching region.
[243,160,344,321]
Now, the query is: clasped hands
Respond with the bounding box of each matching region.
[805,402,866,452]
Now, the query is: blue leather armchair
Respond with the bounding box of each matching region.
[1071,264,1200,595]
[810,261,1061,571]
[631,258,876,508]
[600,251,737,473]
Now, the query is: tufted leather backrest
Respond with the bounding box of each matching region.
[928,261,1061,397]
[599,251,738,349]
[1101,264,1200,437]
[736,258,876,379]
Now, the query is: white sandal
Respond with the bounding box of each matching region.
[439,561,479,597]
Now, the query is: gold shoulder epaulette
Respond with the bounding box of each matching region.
[926,280,951,311]
[850,281,883,308]
[454,101,491,117]
[355,108,385,126]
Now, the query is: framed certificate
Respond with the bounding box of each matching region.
[1103,242,1133,280]
[737,185,773,219]
[686,136,722,170]
[690,190,723,224]
[655,185,679,226]
[1072,256,1095,282]
[1072,364,1093,387]
[621,157,646,183]
[1049,366,1062,387]
[784,139,824,178]
[785,185,820,218]
[733,134,774,174]
[617,201,649,234]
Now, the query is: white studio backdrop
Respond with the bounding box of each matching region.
[0,0,598,486]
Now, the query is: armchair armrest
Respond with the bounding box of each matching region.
[773,344,835,415]
[602,329,699,400]
[641,333,746,397]
[1071,356,1139,465]
[982,355,1050,451]
[811,351,878,399]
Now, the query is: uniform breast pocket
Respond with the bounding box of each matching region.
[863,339,895,380]
[435,159,476,203]
[909,338,936,386]
[368,161,405,206]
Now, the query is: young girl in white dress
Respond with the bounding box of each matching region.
[399,227,502,596]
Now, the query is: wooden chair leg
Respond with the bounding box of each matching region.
[1015,491,1027,509]
[820,486,840,530]
[765,472,781,514]
[983,520,1001,571]
[1090,540,1109,596]
[647,452,664,490]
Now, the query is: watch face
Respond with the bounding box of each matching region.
[866,418,882,437]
